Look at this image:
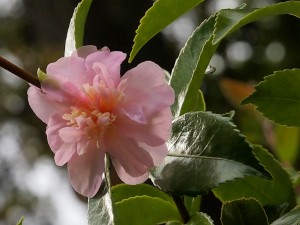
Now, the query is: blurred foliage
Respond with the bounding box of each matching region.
[1,0,300,224]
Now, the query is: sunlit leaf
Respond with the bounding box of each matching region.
[129,0,206,62]
[114,196,182,225]
[170,16,216,117]
[243,69,300,127]
[213,145,296,207]
[221,198,268,225]
[271,207,300,225]
[65,0,93,56]
[151,112,268,195]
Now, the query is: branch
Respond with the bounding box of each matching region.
[0,55,41,88]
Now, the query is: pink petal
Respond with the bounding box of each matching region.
[54,143,77,166]
[46,56,86,84]
[105,132,154,177]
[28,86,64,123]
[59,127,82,143]
[72,45,98,59]
[116,107,172,146]
[121,61,175,114]
[68,145,105,198]
[118,103,146,124]
[111,157,149,184]
[85,49,126,85]
[46,113,67,153]
[138,143,169,166]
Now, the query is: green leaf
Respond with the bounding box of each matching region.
[242,69,300,127]
[271,206,300,225]
[129,0,205,62]
[273,125,300,164]
[114,196,182,225]
[213,145,296,207]
[111,183,174,205]
[170,15,216,117]
[16,217,24,225]
[65,0,93,56]
[151,111,268,196]
[184,196,201,217]
[213,1,300,45]
[170,1,300,118]
[221,198,268,225]
[186,212,214,225]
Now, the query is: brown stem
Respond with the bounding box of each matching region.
[0,55,41,88]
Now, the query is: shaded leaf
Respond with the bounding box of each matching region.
[129,0,206,62]
[221,198,268,225]
[271,207,300,225]
[65,0,93,56]
[184,196,201,217]
[243,69,300,127]
[114,196,182,225]
[213,145,296,207]
[170,15,216,117]
[186,212,214,225]
[151,112,268,195]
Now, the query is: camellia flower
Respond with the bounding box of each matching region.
[28,46,174,197]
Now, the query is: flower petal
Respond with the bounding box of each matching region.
[111,157,149,184]
[85,49,126,84]
[28,86,64,123]
[138,143,169,166]
[59,127,82,143]
[46,113,66,153]
[68,145,105,198]
[106,132,154,177]
[47,56,86,84]
[118,103,146,124]
[116,107,172,146]
[121,61,175,114]
[54,143,77,166]
[72,45,98,59]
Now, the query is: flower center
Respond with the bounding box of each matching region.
[62,79,126,139]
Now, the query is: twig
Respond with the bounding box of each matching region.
[0,55,40,88]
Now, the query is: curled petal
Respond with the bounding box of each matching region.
[59,127,82,143]
[68,145,105,198]
[54,143,77,166]
[138,143,169,166]
[85,50,126,85]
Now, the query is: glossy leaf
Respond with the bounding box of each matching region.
[243,69,300,127]
[65,0,93,56]
[129,0,205,62]
[221,198,268,225]
[170,15,216,117]
[111,183,174,204]
[114,196,182,225]
[213,145,296,207]
[213,1,300,45]
[186,212,214,225]
[151,111,268,195]
[271,207,300,225]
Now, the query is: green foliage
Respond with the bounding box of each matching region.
[88,183,182,225]
[213,145,296,207]
[129,0,206,62]
[64,0,93,56]
[221,198,268,225]
[150,111,268,195]
[170,16,216,117]
[271,207,300,225]
[243,69,300,127]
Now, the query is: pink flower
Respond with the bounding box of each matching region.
[28,46,174,197]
